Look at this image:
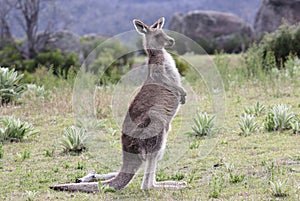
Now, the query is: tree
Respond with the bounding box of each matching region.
[15,0,42,59]
[0,0,13,42]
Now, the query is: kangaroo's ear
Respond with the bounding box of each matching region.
[133,19,148,34]
[150,17,165,29]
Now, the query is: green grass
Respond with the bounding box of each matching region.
[0,54,299,200]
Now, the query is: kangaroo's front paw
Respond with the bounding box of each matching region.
[180,90,186,104]
[180,95,186,104]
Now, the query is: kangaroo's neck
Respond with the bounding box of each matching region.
[147,49,164,65]
[145,48,181,86]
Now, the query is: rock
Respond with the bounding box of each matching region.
[254,0,300,38]
[45,30,81,54]
[169,10,254,53]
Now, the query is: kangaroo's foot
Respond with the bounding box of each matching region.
[153,180,187,190]
[76,171,118,183]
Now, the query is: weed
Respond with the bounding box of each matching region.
[99,182,116,193]
[269,179,289,197]
[0,67,26,105]
[60,126,87,152]
[238,113,259,136]
[209,174,224,199]
[264,104,295,131]
[229,173,245,183]
[156,170,184,182]
[191,112,215,137]
[16,150,30,162]
[0,116,39,142]
[76,161,86,170]
[44,149,54,157]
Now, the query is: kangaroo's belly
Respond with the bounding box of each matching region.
[121,83,180,157]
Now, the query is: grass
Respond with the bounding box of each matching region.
[0,54,299,200]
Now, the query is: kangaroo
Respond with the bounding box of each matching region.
[51,17,187,192]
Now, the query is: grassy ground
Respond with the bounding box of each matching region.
[0,55,299,200]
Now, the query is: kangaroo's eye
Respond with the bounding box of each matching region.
[154,34,160,39]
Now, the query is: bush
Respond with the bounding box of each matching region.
[191,112,215,137]
[0,42,22,68]
[60,126,87,152]
[260,23,300,69]
[0,67,26,105]
[35,49,79,77]
[0,116,38,142]
[264,104,295,132]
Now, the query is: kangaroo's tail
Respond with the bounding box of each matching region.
[102,151,142,190]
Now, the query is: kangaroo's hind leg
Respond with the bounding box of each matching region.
[141,149,187,190]
[101,150,143,190]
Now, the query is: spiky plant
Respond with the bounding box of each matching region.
[0,67,26,105]
[264,104,295,131]
[60,126,87,152]
[291,117,300,135]
[191,112,215,137]
[244,102,265,116]
[269,179,288,197]
[238,113,259,136]
[0,116,38,142]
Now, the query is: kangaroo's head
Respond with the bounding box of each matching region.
[133,17,175,50]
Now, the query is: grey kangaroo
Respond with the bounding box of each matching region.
[52,17,187,192]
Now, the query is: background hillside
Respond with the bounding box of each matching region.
[11,0,261,37]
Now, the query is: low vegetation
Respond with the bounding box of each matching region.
[0,67,26,105]
[60,126,87,153]
[191,112,215,137]
[0,116,38,142]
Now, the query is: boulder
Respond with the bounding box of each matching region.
[45,30,81,54]
[254,0,300,38]
[169,10,254,53]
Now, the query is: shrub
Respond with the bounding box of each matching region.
[0,116,38,142]
[260,23,300,69]
[191,112,215,137]
[0,67,26,105]
[238,113,259,136]
[264,104,295,131]
[35,49,79,77]
[60,126,87,152]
